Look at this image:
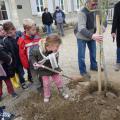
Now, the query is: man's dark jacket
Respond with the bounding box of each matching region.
[42,12,53,26]
[112,2,120,47]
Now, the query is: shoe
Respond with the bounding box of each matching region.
[44,97,49,103]
[82,73,91,80]
[59,88,69,100]
[11,93,18,99]
[115,63,120,71]
[21,83,28,90]
[90,68,104,72]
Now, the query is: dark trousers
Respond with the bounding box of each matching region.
[0,80,14,96]
[27,68,33,83]
[16,65,25,85]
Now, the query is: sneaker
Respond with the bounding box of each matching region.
[115,63,120,71]
[11,93,18,99]
[44,97,49,103]
[21,83,28,90]
[62,93,69,99]
[59,88,69,100]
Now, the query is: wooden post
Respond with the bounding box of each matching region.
[96,14,102,93]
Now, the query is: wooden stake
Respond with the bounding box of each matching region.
[96,14,102,93]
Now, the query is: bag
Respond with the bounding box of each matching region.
[74,23,78,35]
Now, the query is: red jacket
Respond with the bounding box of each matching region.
[18,33,41,69]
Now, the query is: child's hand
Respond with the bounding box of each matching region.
[33,62,42,69]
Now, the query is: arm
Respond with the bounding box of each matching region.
[42,13,45,25]
[78,12,93,39]
[49,13,53,23]
[0,45,12,64]
[17,38,29,69]
[111,4,118,33]
[53,12,56,20]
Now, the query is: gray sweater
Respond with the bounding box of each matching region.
[76,7,96,41]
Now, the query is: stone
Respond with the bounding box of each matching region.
[116,106,120,112]
[106,92,117,99]
[83,95,94,101]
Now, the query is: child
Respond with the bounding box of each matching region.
[30,34,69,102]
[0,24,5,39]
[18,19,43,89]
[3,21,28,90]
[0,44,18,101]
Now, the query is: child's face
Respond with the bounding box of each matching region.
[6,28,16,38]
[29,25,37,36]
[46,43,60,52]
[0,26,5,37]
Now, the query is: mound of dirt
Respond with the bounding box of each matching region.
[12,81,120,120]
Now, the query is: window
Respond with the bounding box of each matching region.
[77,0,80,9]
[36,0,44,13]
[0,0,8,20]
[59,0,64,10]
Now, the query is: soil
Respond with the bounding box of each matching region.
[3,81,120,120]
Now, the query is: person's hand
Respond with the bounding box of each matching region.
[111,33,116,38]
[33,62,42,69]
[92,34,103,43]
[111,33,116,42]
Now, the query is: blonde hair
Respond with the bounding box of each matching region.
[45,34,62,47]
[23,18,35,30]
[39,34,62,52]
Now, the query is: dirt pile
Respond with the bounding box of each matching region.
[12,81,120,120]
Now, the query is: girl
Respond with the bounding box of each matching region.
[30,34,69,102]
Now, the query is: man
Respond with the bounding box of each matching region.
[53,6,65,36]
[76,0,103,78]
[111,1,120,71]
[42,8,53,35]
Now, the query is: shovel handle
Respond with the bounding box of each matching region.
[42,65,74,80]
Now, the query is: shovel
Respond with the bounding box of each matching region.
[34,64,83,82]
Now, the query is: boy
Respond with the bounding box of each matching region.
[3,21,28,90]
[18,19,43,90]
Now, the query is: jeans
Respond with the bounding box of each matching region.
[42,74,63,98]
[77,39,97,75]
[45,25,52,35]
[57,23,64,36]
[117,47,120,63]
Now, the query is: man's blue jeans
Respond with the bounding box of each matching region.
[77,39,97,75]
[117,47,120,63]
[45,25,52,35]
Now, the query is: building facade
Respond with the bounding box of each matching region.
[0,0,119,29]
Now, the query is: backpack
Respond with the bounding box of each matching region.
[56,12,64,23]
[74,23,78,35]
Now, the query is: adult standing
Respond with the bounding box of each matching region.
[53,6,65,36]
[76,0,103,78]
[42,8,53,35]
[111,1,120,71]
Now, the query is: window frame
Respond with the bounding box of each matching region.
[59,0,65,10]
[0,0,10,23]
[36,0,44,15]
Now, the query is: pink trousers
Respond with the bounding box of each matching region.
[42,74,63,98]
